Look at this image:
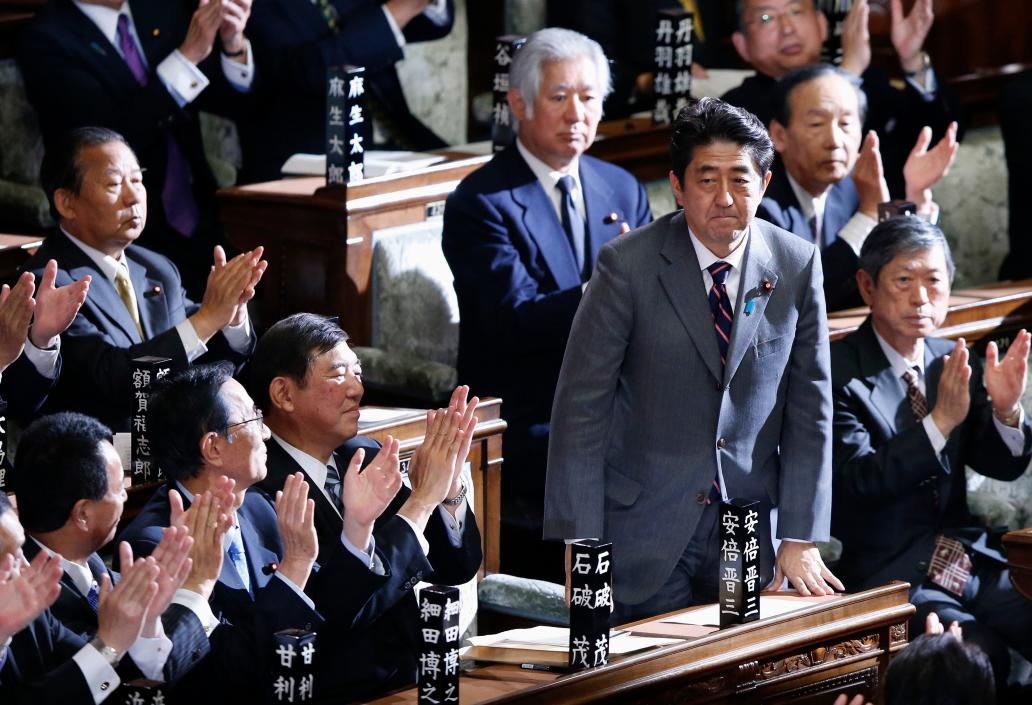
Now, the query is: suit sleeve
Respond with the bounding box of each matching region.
[442,187,584,356]
[958,354,1032,482]
[0,352,56,421]
[820,239,861,312]
[776,246,833,541]
[423,507,482,585]
[543,243,634,539]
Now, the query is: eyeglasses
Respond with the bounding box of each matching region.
[745,3,812,30]
[222,407,264,435]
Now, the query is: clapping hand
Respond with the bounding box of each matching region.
[891,0,935,74]
[930,338,972,437]
[29,259,90,350]
[0,551,62,642]
[839,0,871,77]
[853,131,889,219]
[275,472,318,589]
[171,481,235,600]
[985,329,1030,426]
[341,436,402,550]
[0,271,36,372]
[138,526,193,638]
[904,122,959,214]
[96,543,161,654]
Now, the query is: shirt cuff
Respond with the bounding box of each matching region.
[172,587,220,637]
[836,211,878,256]
[437,501,467,548]
[220,40,254,91]
[339,532,380,573]
[221,312,252,353]
[177,319,209,362]
[396,514,431,557]
[922,414,948,455]
[23,335,61,379]
[72,644,121,704]
[993,407,1027,457]
[565,538,599,544]
[381,5,407,48]
[127,623,172,682]
[274,571,316,611]
[156,50,210,107]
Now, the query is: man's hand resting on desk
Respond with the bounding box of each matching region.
[769,541,844,596]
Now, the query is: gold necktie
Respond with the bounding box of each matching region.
[679,0,705,42]
[114,264,143,337]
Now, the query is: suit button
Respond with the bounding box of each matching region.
[715,382,721,391]
[717,438,727,449]
[917,561,928,573]
[696,492,707,505]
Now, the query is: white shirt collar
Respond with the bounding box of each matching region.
[270,434,341,515]
[785,171,828,226]
[687,223,750,274]
[516,138,582,194]
[73,1,133,47]
[32,537,94,596]
[61,227,126,283]
[872,325,926,379]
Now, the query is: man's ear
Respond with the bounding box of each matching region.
[268,377,294,414]
[53,188,76,221]
[816,9,828,44]
[71,498,91,531]
[857,268,876,306]
[731,31,751,65]
[759,169,773,199]
[769,120,788,153]
[200,431,223,469]
[668,170,685,208]
[508,88,529,122]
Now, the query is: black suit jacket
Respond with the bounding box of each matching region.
[21,539,209,686]
[258,434,481,701]
[831,319,1032,591]
[21,230,253,432]
[722,67,960,198]
[17,0,241,293]
[757,163,864,311]
[241,0,453,183]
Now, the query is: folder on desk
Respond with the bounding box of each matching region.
[462,626,682,667]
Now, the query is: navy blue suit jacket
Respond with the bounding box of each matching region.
[241,0,453,183]
[831,319,1032,592]
[21,231,253,432]
[442,146,651,507]
[17,0,241,292]
[258,434,481,700]
[757,164,863,311]
[20,540,209,686]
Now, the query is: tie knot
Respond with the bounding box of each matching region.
[901,367,919,387]
[707,261,732,285]
[556,174,577,196]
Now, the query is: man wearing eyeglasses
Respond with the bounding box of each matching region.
[723,0,959,198]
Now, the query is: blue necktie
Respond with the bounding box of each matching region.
[226,525,251,595]
[557,175,587,281]
[86,580,100,612]
[324,463,343,510]
[706,261,734,504]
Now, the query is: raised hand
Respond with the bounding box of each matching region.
[30,259,90,350]
[190,246,266,341]
[139,527,193,637]
[931,338,972,437]
[904,122,959,208]
[439,386,479,509]
[179,0,223,65]
[96,542,160,653]
[384,0,432,29]
[891,0,934,73]
[171,484,235,599]
[0,271,36,372]
[769,541,844,596]
[839,0,871,77]
[342,436,402,549]
[275,472,318,589]
[853,131,889,219]
[0,551,62,641]
[219,0,252,57]
[985,329,1030,425]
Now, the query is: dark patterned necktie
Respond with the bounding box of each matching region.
[557,175,587,280]
[902,368,929,420]
[116,14,199,238]
[324,464,343,510]
[808,212,820,244]
[707,261,734,369]
[86,580,100,612]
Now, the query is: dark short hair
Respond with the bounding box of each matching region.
[858,216,955,285]
[149,362,234,482]
[14,413,114,533]
[39,126,133,222]
[670,97,774,182]
[885,633,995,705]
[250,313,350,412]
[773,64,868,127]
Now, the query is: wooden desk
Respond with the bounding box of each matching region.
[368,583,914,705]
[0,233,43,285]
[1003,529,1032,602]
[828,280,1032,351]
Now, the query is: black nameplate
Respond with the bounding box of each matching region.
[271,628,317,703]
[131,356,172,485]
[568,540,613,670]
[418,584,461,704]
[326,65,367,187]
[653,9,693,125]
[492,35,526,153]
[718,498,761,628]
[818,0,851,65]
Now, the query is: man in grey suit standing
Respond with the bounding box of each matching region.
[543,98,843,621]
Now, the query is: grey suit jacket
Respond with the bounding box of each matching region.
[543,212,833,604]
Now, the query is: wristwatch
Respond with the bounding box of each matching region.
[904,51,932,78]
[89,637,125,667]
[442,483,467,506]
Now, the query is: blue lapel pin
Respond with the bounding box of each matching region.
[89,41,107,57]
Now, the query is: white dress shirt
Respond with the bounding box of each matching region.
[785,171,876,256]
[73,0,253,105]
[516,138,587,222]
